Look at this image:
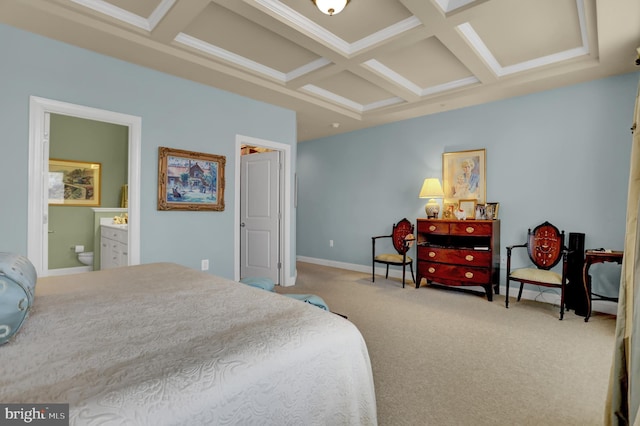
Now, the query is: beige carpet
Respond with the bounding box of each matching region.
[277,262,617,426]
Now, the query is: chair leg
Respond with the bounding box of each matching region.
[402,265,406,288]
[517,283,524,301]
[409,262,415,284]
[559,285,565,320]
[372,261,375,283]
[385,265,389,279]
[505,279,510,308]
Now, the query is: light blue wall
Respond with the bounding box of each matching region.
[298,71,639,295]
[0,24,296,280]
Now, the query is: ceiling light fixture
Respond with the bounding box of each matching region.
[311,0,350,16]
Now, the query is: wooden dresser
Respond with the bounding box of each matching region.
[415,219,500,301]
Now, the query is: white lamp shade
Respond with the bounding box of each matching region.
[312,0,350,15]
[419,178,444,199]
[419,178,444,218]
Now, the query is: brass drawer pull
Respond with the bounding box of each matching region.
[465,272,474,279]
[465,255,474,262]
[428,252,436,258]
[465,226,475,234]
[428,267,436,273]
[429,225,436,232]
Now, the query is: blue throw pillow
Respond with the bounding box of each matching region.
[284,294,329,311]
[239,277,275,292]
[0,253,37,345]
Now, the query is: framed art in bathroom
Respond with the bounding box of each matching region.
[157,147,226,211]
[48,159,101,206]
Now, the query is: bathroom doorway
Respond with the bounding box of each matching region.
[47,114,128,273]
[27,96,141,277]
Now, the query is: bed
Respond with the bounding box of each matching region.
[0,262,377,425]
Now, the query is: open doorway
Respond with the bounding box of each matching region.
[27,96,141,277]
[234,135,293,286]
[47,114,128,274]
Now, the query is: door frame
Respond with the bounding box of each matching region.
[27,96,141,276]
[234,134,293,286]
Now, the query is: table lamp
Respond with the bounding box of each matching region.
[419,178,444,218]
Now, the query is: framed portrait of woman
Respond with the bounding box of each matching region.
[442,149,486,205]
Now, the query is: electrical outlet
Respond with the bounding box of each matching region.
[500,255,507,266]
[330,240,334,247]
[201,259,209,271]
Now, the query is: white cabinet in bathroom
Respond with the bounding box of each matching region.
[100,225,128,269]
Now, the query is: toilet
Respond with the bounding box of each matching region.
[78,252,94,267]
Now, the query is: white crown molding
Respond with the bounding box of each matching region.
[434,0,477,13]
[301,84,403,112]
[71,0,175,32]
[363,97,404,111]
[255,1,421,56]
[301,84,363,111]
[148,0,176,30]
[69,0,595,120]
[458,0,589,77]
[175,33,287,82]
[363,59,424,96]
[350,16,423,54]
[363,59,479,97]
[254,0,351,54]
[421,76,479,96]
[286,57,332,81]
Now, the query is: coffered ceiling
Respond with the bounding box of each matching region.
[1,0,638,142]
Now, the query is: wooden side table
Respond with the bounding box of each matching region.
[582,250,623,322]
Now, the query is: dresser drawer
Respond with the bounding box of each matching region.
[101,226,128,244]
[417,221,450,235]
[417,246,491,266]
[449,222,493,237]
[418,261,491,284]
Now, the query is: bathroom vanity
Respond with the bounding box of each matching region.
[100,224,128,269]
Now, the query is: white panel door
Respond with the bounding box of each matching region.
[240,151,280,282]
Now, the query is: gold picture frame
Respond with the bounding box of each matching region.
[443,201,457,219]
[458,199,477,220]
[442,148,486,205]
[485,202,500,220]
[157,147,226,211]
[48,159,101,206]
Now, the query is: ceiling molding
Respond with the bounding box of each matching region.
[2,0,635,142]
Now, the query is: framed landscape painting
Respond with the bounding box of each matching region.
[48,159,101,206]
[157,147,226,211]
[442,149,486,205]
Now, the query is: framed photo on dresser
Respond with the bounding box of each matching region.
[458,199,477,220]
[485,202,500,220]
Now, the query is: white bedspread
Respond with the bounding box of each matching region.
[0,263,377,425]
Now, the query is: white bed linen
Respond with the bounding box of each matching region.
[0,263,377,425]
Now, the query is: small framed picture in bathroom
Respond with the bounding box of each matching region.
[48,159,101,206]
[157,147,226,211]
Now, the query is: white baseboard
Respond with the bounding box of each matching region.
[296,256,618,316]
